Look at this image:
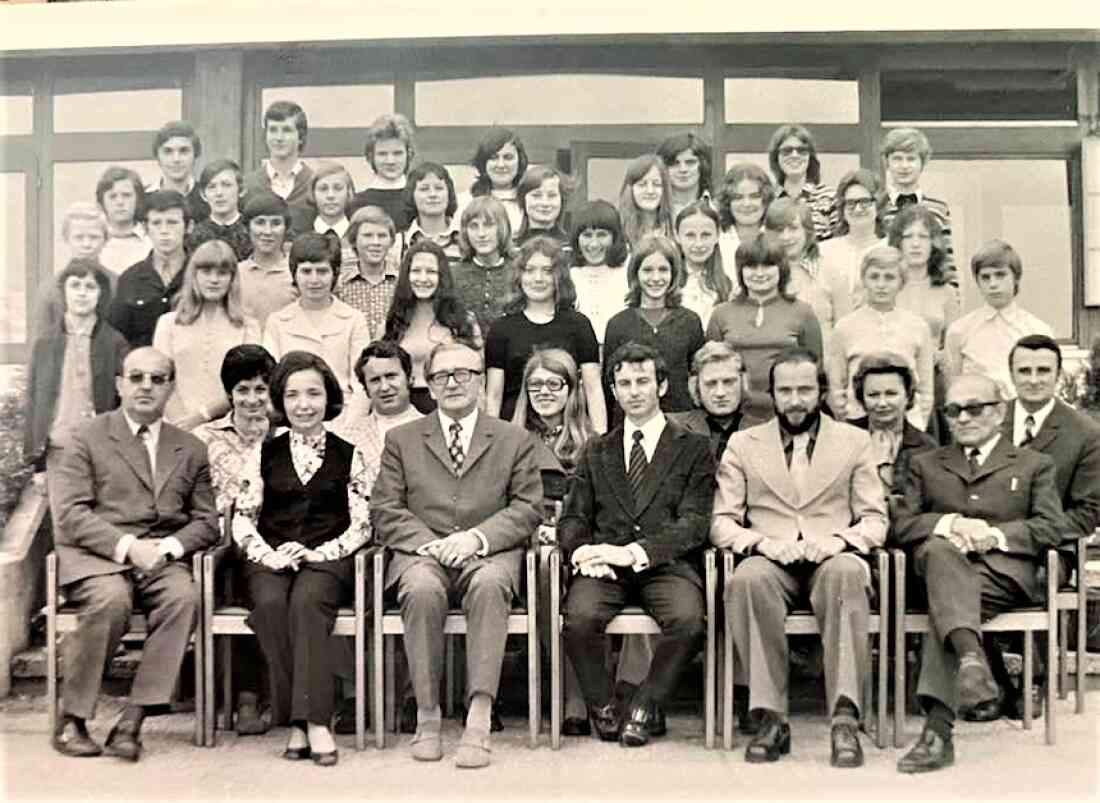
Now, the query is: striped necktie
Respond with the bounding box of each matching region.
[627,430,647,500]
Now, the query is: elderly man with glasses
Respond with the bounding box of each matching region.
[891,372,1065,773]
[370,339,543,769]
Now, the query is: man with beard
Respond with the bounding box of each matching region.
[711,347,887,768]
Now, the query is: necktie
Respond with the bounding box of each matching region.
[1022,415,1036,446]
[136,424,155,478]
[896,193,919,209]
[967,447,981,476]
[627,430,648,499]
[448,421,464,474]
[789,433,810,503]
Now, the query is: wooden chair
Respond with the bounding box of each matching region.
[719,548,890,751]
[200,517,374,749]
[372,542,541,749]
[45,551,204,746]
[548,547,719,750]
[1055,535,1093,713]
[891,547,1059,747]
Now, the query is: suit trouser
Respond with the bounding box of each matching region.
[563,564,704,707]
[396,554,515,710]
[726,553,870,717]
[245,557,354,726]
[912,537,1037,714]
[62,562,198,720]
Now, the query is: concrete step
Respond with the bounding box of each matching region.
[12,642,146,681]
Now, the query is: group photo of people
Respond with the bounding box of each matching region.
[15,46,1100,793]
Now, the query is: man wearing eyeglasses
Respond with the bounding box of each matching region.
[47,347,218,761]
[892,373,1065,773]
[370,339,542,769]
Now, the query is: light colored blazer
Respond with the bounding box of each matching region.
[262,297,371,392]
[710,414,887,555]
[370,412,543,593]
[47,408,219,586]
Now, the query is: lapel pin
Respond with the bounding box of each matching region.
[1010,477,1018,491]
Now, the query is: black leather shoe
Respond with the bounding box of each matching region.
[620,703,654,747]
[962,691,1003,723]
[1002,686,1044,721]
[956,653,1000,712]
[52,719,102,757]
[103,722,142,762]
[733,687,761,734]
[310,749,338,767]
[282,746,311,761]
[648,700,667,737]
[332,698,362,735]
[589,703,621,742]
[897,725,954,774]
[830,722,863,768]
[236,696,273,736]
[744,711,790,763]
[561,717,591,736]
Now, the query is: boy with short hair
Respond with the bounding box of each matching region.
[186,158,252,260]
[109,190,193,347]
[32,202,111,338]
[336,205,399,339]
[944,239,1053,400]
[147,120,209,222]
[96,166,151,276]
[349,112,416,230]
[243,100,315,236]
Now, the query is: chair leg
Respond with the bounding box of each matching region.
[704,614,715,750]
[549,550,561,751]
[722,613,734,751]
[218,638,233,735]
[893,554,907,749]
[384,636,396,734]
[47,621,58,738]
[1058,611,1069,700]
[444,635,455,718]
[1022,632,1033,730]
[374,623,385,749]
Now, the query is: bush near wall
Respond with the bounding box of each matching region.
[0,368,32,532]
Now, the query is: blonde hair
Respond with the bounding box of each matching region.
[174,239,246,326]
[62,202,109,241]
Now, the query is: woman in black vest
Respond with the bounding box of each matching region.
[232,350,373,766]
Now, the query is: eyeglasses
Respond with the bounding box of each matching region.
[730,192,763,202]
[526,378,567,393]
[125,371,171,386]
[843,198,876,212]
[778,145,810,157]
[426,368,481,388]
[943,401,1000,419]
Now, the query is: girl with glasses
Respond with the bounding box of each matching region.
[153,239,261,430]
[819,168,889,304]
[485,236,607,430]
[766,124,837,241]
[715,162,774,285]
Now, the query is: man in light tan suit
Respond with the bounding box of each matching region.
[711,347,887,768]
[370,340,542,768]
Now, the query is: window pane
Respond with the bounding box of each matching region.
[0,173,28,344]
[882,70,1076,122]
[723,152,860,188]
[921,159,1072,338]
[446,164,479,198]
[54,89,183,133]
[724,79,859,124]
[586,158,629,204]
[416,75,704,126]
[53,160,160,270]
[260,85,394,129]
[0,95,33,136]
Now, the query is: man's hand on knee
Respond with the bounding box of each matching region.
[128,540,167,573]
[757,539,803,565]
[803,536,846,564]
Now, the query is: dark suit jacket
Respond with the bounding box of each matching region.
[370,412,544,593]
[558,420,715,582]
[1003,401,1100,539]
[243,164,316,237]
[668,407,765,460]
[891,436,1066,598]
[851,416,937,498]
[47,408,219,587]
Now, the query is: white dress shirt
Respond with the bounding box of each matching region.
[1013,398,1056,447]
[113,412,184,564]
[933,433,1009,551]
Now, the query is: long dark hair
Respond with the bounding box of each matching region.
[383,238,476,343]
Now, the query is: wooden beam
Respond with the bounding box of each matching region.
[858,64,882,172]
[191,51,244,168]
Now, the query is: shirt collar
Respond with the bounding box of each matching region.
[491,187,518,202]
[888,187,923,204]
[264,159,304,181]
[315,216,349,238]
[121,410,162,441]
[965,432,1002,464]
[779,416,821,450]
[978,301,1021,322]
[438,407,478,440]
[109,223,146,240]
[210,211,242,227]
[290,427,326,451]
[407,217,460,240]
[64,313,96,336]
[372,405,421,429]
[623,411,666,449]
[148,176,195,195]
[1014,397,1056,434]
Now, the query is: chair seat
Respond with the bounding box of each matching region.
[55,610,148,636]
[379,609,531,636]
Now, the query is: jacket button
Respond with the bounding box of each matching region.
[970,494,979,501]
[633,525,641,532]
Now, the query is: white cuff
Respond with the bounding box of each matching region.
[625,542,650,572]
[114,534,136,565]
[990,527,1008,552]
[934,514,958,538]
[471,529,489,557]
[159,537,185,560]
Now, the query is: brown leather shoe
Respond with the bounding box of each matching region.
[956,653,1000,712]
[897,725,954,773]
[52,719,102,758]
[830,721,863,768]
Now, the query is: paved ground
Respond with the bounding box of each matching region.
[2,686,1097,802]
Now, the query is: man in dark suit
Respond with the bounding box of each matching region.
[893,373,1065,773]
[560,341,715,747]
[969,334,1100,721]
[668,341,764,460]
[47,347,218,760]
[370,340,542,769]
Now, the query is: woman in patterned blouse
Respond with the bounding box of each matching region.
[766,124,838,242]
[232,350,374,767]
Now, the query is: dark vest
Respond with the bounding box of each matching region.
[257,431,354,549]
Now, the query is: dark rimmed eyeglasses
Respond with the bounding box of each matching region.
[943,401,1000,419]
[125,371,171,386]
[843,198,876,212]
[426,368,481,388]
[778,145,810,157]
[526,378,567,393]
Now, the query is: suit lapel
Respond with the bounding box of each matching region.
[153,425,185,499]
[972,436,1016,483]
[798,416,855,505]
[422,415,454,473]
[1028,403,1063,453]
[600,428,636,515]
[938,444,972,483]
[108,410,154,491]
[461,414,494,475]
[633,425,685,516]
[747,419,800,508]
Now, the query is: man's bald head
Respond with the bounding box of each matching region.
[117,347,176,424]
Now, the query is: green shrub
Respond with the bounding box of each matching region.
[0,367,32,531]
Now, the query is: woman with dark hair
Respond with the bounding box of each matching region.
[603,234,704,426]
[766,124,837,241]
[675,201,734,329]
[485,235,606,430]
[617,154,674,249]
[657,132,713,220]
[460,126,529,232]
[153,239,261,430]
[403,161,462,261]
[819,168,888,304]
[706,235,823,418]
[515,165,572,248]
[512,348,595,477]
[383,238,480,414]
[233,350,373,767]
[25,258,129,474]
[715,162,774,279]
[96,165,151,276]
[569,200,629,345]
[763,197,851,356]
[238,191,297,327]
